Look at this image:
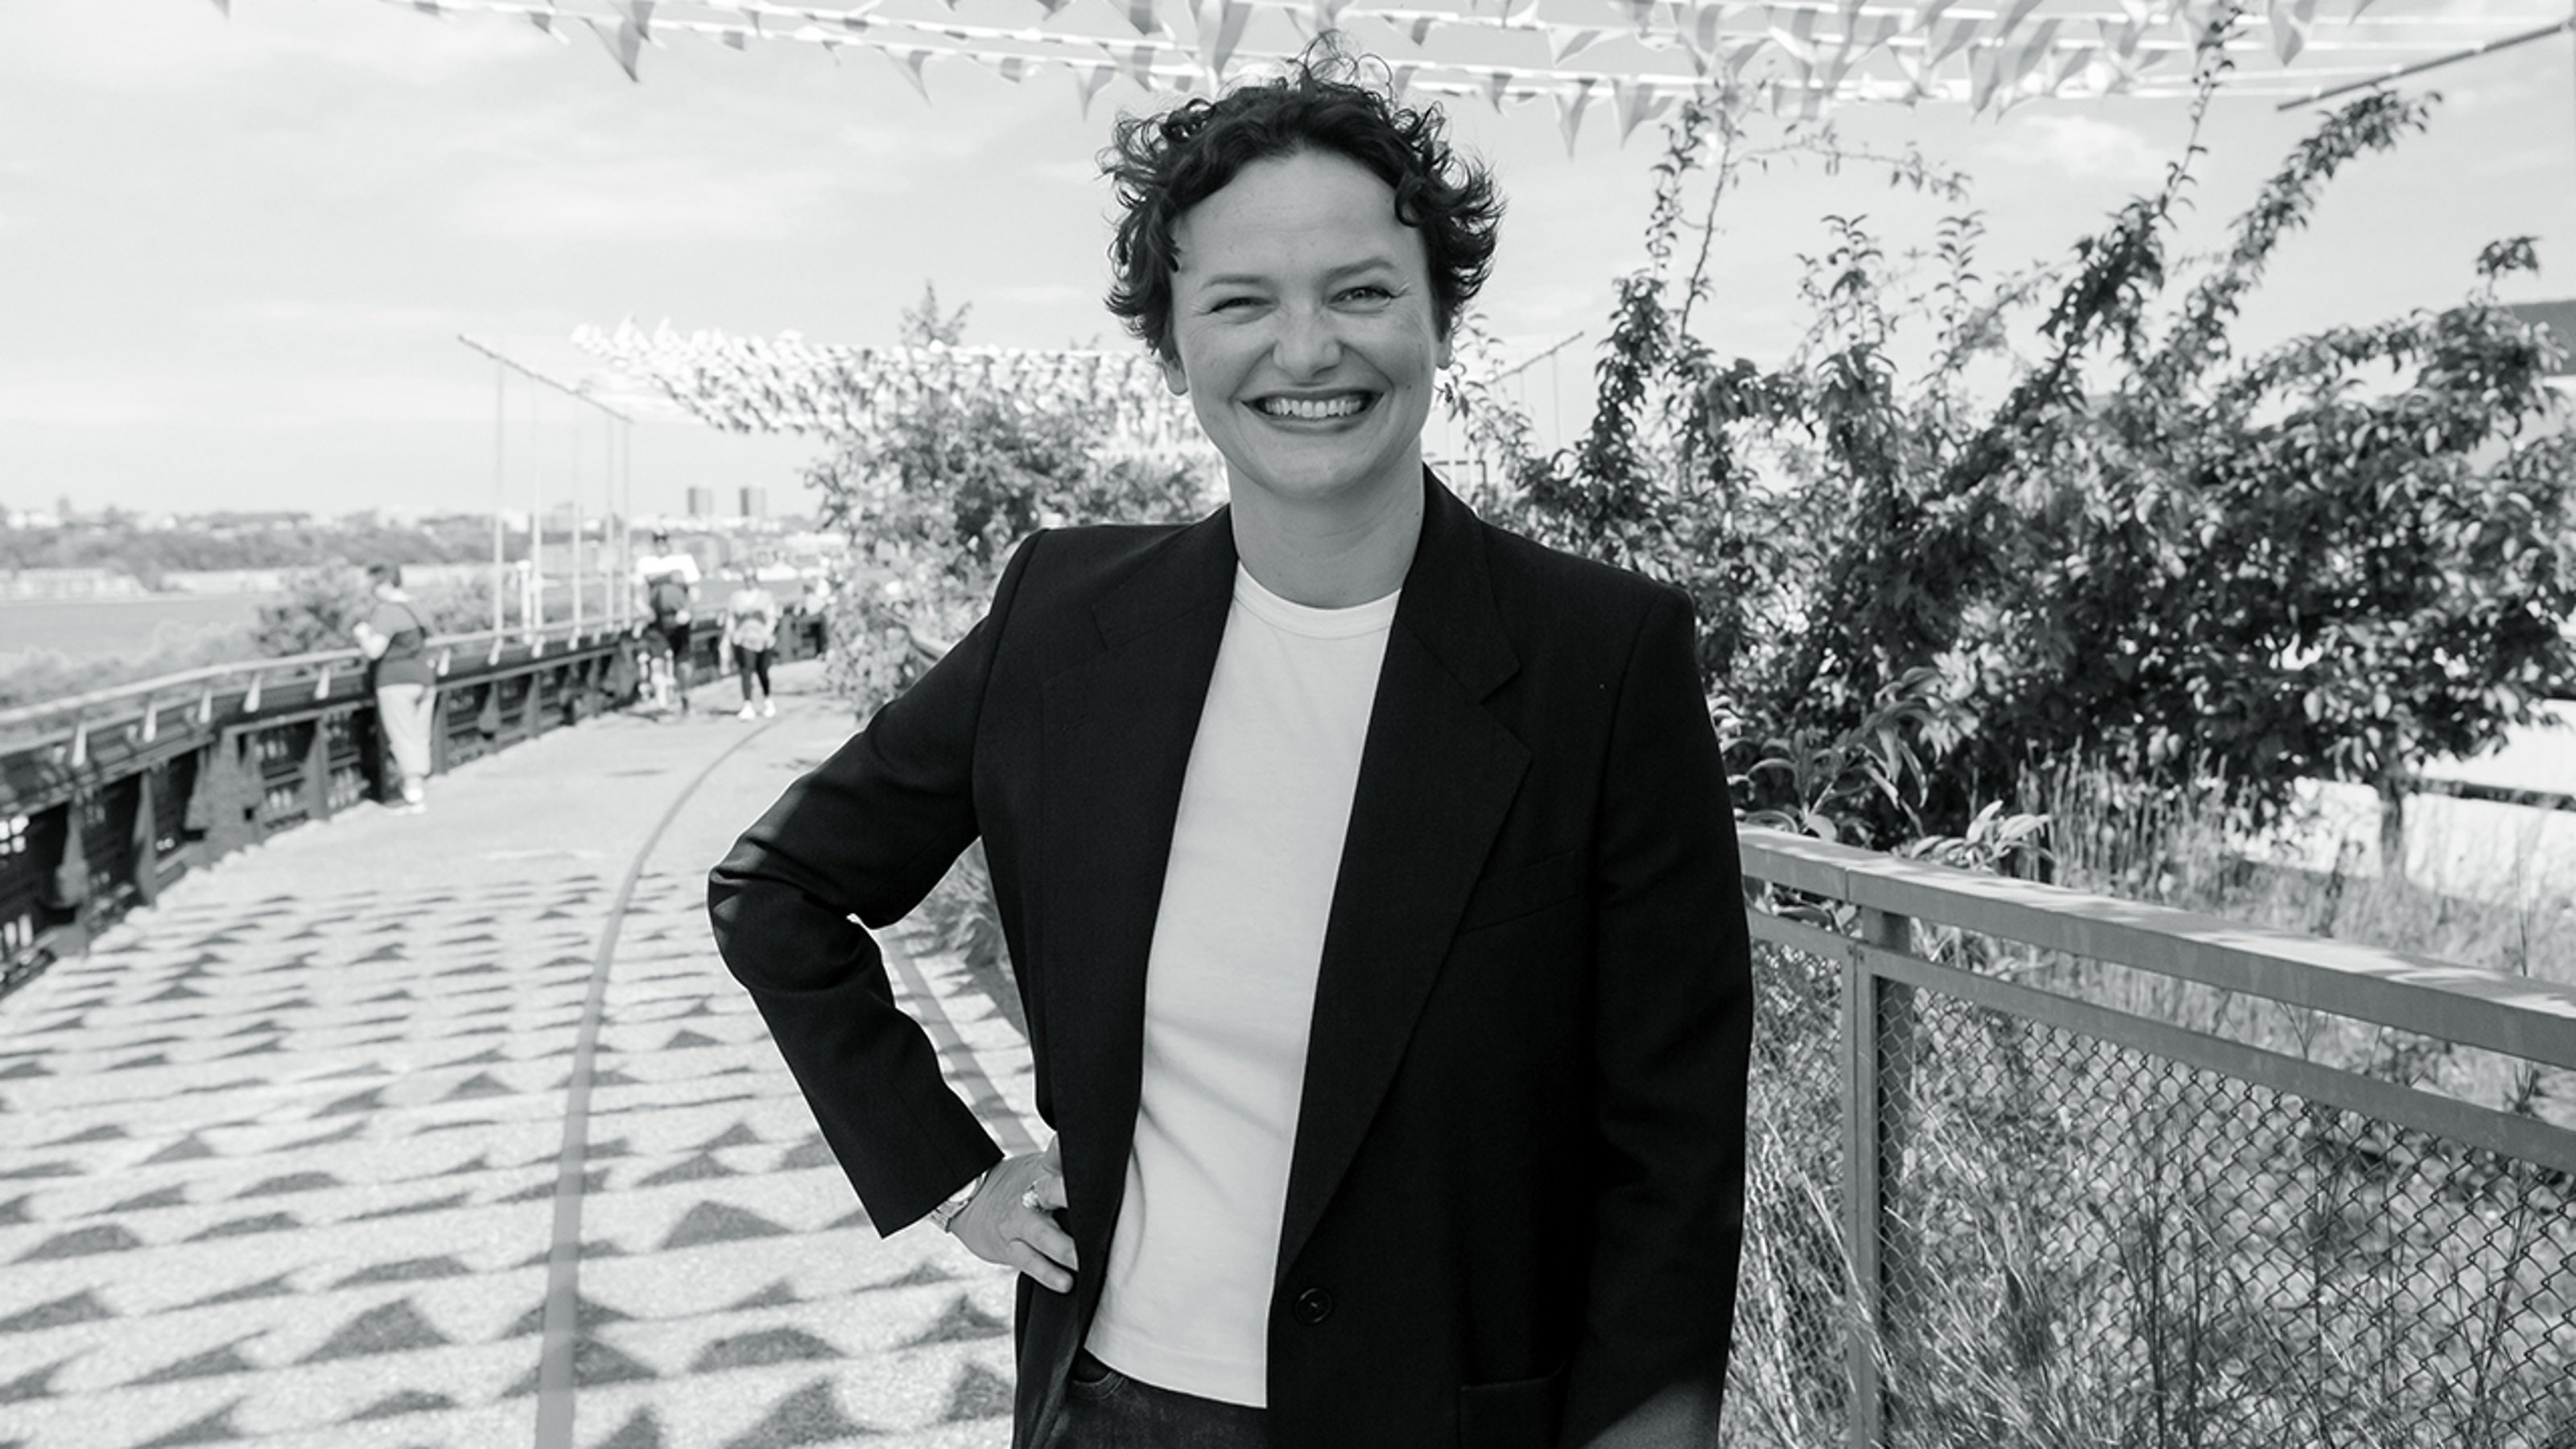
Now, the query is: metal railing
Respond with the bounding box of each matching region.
[0,613,828,998]
[1724,825,2576,1448]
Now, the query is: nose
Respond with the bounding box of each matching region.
[1271,302,1343,378]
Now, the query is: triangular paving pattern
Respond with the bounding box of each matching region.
[0,702,1047,1448]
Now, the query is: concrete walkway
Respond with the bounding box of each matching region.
[0,663,1038,1449]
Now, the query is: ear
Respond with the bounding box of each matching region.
[1158,345,1189,397]
[1435,324,1455,374]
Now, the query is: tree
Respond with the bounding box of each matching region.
[1451,7,2576,861]
[807,286,1209,711]
[250,569,493,658]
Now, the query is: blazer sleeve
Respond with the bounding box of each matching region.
[1562,585,1754,1447]
[704,530,1047,1232]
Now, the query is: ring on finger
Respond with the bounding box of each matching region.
[1021,1186,1046,1211]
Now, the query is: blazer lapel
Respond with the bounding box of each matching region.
[1276,472,1528,1278]
[1037,508,1238,1297]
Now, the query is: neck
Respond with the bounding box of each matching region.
[1228,468,1425,609]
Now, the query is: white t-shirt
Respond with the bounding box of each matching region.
[634,550,701,587]
[1084,564,1399,1407]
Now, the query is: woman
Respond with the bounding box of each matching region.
[724,565,780,719]
[709,43,1750,1449]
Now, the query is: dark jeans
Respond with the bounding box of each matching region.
[1044,1350,1271,1449]
[732,644,774,701]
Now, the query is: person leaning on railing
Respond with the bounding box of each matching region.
[351,562,434,815]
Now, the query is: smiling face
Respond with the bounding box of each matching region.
[1162,147,1453,530]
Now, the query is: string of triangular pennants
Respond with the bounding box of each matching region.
[204,0,2552,138]
[571,321,1218,456]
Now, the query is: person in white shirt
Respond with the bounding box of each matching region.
[710,41,1749,1449]
[634,530,702,713]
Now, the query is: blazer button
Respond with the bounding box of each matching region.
[1292,1287,1335,1325]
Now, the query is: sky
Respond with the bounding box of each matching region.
[2,0,2573,521]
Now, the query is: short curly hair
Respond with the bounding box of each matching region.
[1100,41,1504,363]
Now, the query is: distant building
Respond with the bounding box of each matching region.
[686,486,718,518]
[739,486,768,520]
[2506,300,2576,378]
[0,567,147,601]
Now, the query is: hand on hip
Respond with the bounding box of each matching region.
[952,1136,1079,1294]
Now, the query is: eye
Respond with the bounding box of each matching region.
[1208,295,1261,312]
[1338,285,1393,303]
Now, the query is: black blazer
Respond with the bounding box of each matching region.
[708,470,1752,1449]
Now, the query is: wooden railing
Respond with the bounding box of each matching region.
[0,613,827,997]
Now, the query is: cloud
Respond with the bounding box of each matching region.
[1988,114,2163,184]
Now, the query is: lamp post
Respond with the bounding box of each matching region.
[456,333,635,641]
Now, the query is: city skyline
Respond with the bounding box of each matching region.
[5,1,2574,519]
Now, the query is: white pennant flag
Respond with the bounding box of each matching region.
[881,43,934,99]
[1612,76,1674,139]
[1118,40,1162,90]
[610,0,657,43]
[1312,0,1359,34]
[1888,39,1930,94]
[1191,0,1250,76]
[2096,17,2145,83]
[587,17,646,80]
[1766,5,1821,65]
[1926,14,1977,65]
[1071,58,1119,113]
[1555,77,1598,153]
[1719,33,1769,81]
[1678,1,1735,69]
[2265,0,2317,63]
[1769,78,1827,122]
[1966,41,2001,109]
[2050,43,2099,93]
[1998,18,2060,101]
[1991,0,2043,39]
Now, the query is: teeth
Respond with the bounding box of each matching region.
[1258,394,1367,419]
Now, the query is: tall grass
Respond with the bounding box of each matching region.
[1723,767,2576,1447]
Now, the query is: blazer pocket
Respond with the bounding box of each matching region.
[1457,1361,1570,1449]
[1453,848,1586,935]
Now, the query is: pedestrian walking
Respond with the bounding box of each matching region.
[709,41,1750,1449]
[726,564,780,720]
[352,562,436,815]
[634,530,700,715]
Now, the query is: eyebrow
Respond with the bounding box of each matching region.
[1186,258,1403,291]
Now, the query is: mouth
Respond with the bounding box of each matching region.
[1249,392,1376,422]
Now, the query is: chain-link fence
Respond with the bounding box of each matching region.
[1724,829,2576,1449]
